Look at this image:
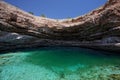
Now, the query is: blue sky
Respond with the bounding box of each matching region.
[4,0,107,19]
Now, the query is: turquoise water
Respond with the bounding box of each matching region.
[0,47,120,80]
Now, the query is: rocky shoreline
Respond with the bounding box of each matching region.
[0,0,120,53]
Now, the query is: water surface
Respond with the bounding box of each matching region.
[0,47,120,80]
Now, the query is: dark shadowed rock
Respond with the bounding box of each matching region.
[0,0,120,53]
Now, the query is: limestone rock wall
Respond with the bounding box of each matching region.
[0,0,120,52]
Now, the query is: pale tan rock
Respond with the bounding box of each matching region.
[0,0,120,53]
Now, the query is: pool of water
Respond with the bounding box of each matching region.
[0,47,120,80]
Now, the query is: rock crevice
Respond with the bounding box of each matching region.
[0,0,120,53]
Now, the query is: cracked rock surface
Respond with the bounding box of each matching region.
[0,0,120,53]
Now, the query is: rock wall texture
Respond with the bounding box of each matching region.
[0,0,120,53]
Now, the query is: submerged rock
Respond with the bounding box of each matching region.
[0,0,120,53]
[109,74,120,80]
[0,48,120,80]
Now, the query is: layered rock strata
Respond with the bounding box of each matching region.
[0,0,120,53]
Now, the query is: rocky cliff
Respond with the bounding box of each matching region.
[0,0,120,53]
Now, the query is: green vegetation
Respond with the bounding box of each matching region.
[28,12,34,15]
[40,14,46,17]
[67,17,71,19]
